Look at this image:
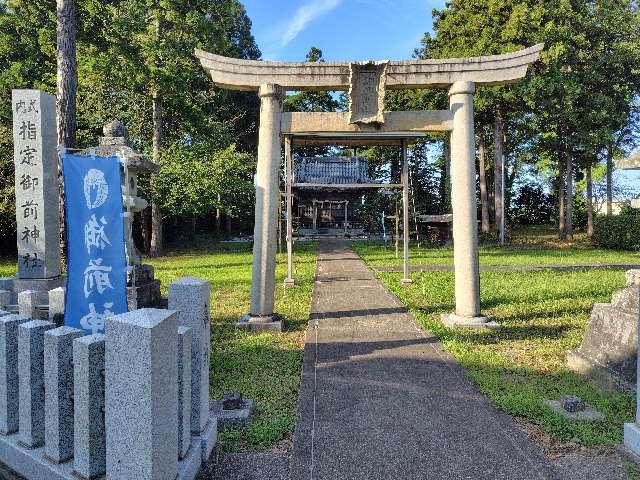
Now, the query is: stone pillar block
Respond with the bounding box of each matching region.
[73,334,106,479]
[0,314,30,434]
[177,326,192,459]
[48,287,65,326]
[105,308,178,480]
[18,319,55,447]
[12,89,61,280]
[18,290,39,319]
[44,326,83,463]
[0,290,10,310]
[168,277,210,434]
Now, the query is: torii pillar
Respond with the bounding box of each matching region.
[442,82,498,328]
[238,84,285,331]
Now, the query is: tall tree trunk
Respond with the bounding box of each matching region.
[606,145,614,216]
[565,152,573,240]
[148,14,163,257]
[149,89,164,256]
[558,158,566,239]
[586,164,594,236]
[493,106,505,244]
[56,0,77,267]
[478,131,490,233]
[56,0,77,148]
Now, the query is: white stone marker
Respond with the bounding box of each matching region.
[12,90,60,280]
[177,326,192,459]
[18,290,39,319]
[168,277,210,434]
[48,287,65,325]
[44,326,83,463]
[73,334,106,478]
[0,314,30,434]
[18,319,55,447]
[105,309,178,480]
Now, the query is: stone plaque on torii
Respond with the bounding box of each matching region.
[195,44,543,332]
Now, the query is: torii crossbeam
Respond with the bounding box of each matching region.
[196,44,543,331]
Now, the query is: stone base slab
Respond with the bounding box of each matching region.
[566,350,634,392]
[8,277,65,305]
[284,278,296,287]
[210,399,254,427]
[177,437,203,480]
[0,424,214,480]
[441,313,500,329]
[236,314,284,332]
[194,417,218,463]
[400,278,414,285]
[127,280,162,310]
[543,400,604,422]
[624,422,640,457]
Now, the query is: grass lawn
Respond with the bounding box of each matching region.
[352,233,637,447]
[357,225,640,268]
[0,237,318,452]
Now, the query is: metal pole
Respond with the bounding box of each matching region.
[344,201,348,235]
[401,139,412,284]
[284,136,294,286]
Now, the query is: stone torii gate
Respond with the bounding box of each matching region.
[196,44,543,332]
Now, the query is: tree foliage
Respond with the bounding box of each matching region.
[0,0,262,250]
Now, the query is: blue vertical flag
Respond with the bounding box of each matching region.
[61,153,128,334]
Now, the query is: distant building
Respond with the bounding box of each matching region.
[594,198,640,215]
[293,156,372,236]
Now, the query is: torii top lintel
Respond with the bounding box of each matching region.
[194,44,544,92]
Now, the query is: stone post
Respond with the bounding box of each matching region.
[442,81,497,329]
[10,90,63,304]
[17,290,39,319]
[168,277,210,435]
[18,319,55,447]
[44,326,83,463]
[105,309,178,480]
[48,287,65,326]
[177,326,192,459]
[240,84,284,331]
[73,334,106,478]
[0,315,30,434]
[0,290,10,311]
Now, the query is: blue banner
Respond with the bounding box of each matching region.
[61,153,127,334]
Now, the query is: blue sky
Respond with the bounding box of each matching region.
[242,0,445,62]
[241,0,640,198]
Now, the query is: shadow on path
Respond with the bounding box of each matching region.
[289,238,560,480]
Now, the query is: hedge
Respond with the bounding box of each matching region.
[592,213,640,251]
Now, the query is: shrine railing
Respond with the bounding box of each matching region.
[0,276,216,480]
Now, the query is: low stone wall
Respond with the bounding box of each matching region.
[0,276,216,480]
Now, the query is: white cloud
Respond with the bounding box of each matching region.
[281,0,343,46]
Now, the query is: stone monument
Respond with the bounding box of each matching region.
[567,269,640,391]
[0,90,64,309]
[89,120,162,310]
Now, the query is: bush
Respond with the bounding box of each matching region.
[592,210,640,250]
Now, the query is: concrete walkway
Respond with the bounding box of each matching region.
[290,238,559,480]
